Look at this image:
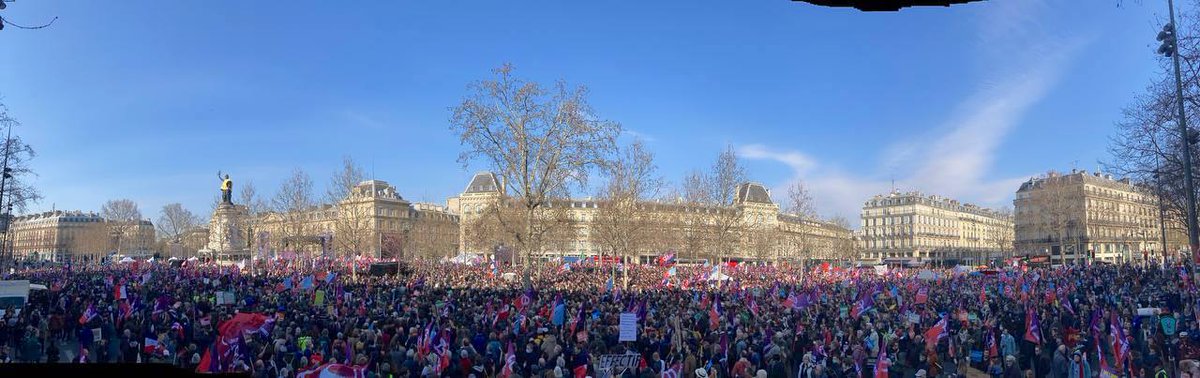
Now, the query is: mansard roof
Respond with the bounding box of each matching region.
[735,182,773,205]
[464,172,502,194]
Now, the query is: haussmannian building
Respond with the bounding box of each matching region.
[7,210,156,263]
[1014,170,1162,264]
[448,172,856,263]
[860,190,1014,265]
[249,180,460,260]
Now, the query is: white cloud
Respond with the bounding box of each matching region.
[737,144,818,175]
[738,0,1087,225]
[623,129,658,143]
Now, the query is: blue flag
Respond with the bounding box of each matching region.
[551,295,566,326]
[301,275,314,290]
[283,278,294,289]
[325,273,336,283]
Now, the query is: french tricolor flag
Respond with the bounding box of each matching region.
[79,304,98,325]
[115,285,128,300]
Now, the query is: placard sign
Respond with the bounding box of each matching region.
[619,312,638,342]
[215,291,237,306]
[597,354,642,376]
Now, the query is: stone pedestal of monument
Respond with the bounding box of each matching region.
[201,202,249,260]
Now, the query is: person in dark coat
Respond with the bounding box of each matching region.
[45,341,59,363]
[1033,346,1051,378]
[1051,345,1068,378]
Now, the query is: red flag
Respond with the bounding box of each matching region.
[1024,309,1042,344]
[923,315,947,350]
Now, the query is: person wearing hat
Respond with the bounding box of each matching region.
[694,367,709,378]
[1067,350,1089,378]
[914,369,926,378]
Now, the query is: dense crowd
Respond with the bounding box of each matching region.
[0,257,1198,378]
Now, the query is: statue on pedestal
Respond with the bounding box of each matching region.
[218,171,233,204]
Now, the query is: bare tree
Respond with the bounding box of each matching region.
[1104,2,1200,241]
[327,155,367,203]
[329,158,373,261]
[272,168,315,254]
[0,103,41,214]
[100,199,142,256]
[1017,172,1086,264]
[156,203,199,243]
[827,215,858,262]
[785,181,818,219]
[985,207,1014,259]
[705,146,748,261]
[240,180,267,254]
[593,139,661,277]
[449,64,620,267]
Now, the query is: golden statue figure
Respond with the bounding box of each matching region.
[218,171,233,204]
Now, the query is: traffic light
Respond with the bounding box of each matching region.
[1159,23,1177,57]
[3,167,12,179]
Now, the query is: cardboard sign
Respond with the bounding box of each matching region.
[92,327,102,343]
[215,291,237,306]
[619,313,638,342]
[597,353,642,371]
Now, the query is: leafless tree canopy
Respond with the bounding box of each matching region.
[674,146,750,261]
[1104,1,1200,238]
[986,206,1014,256]
[449,63,620,262]
[330,158,373,259]
[786,180,818,219]
[101,198,142,255]
[156,203,199,242]
[327,155,366,204]
[0,103,41,213]
[593,139,662,263]
[272,168,315,250]
[240,180,266,217]
[709,146,747,207]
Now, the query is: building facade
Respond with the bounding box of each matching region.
[449,172,856,262]
[1014,170,1161,264]
[250,180,460,260]
[860,191,1014,265]
[7,210,155,262]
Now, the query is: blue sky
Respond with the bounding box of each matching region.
[0,0,1171,225]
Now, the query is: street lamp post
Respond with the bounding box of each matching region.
[1156,164,1170,267]
[1159,0,1200,264]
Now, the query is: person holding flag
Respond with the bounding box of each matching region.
[1024,308,1042,345]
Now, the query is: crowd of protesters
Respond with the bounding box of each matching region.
[0,256,1198,378]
